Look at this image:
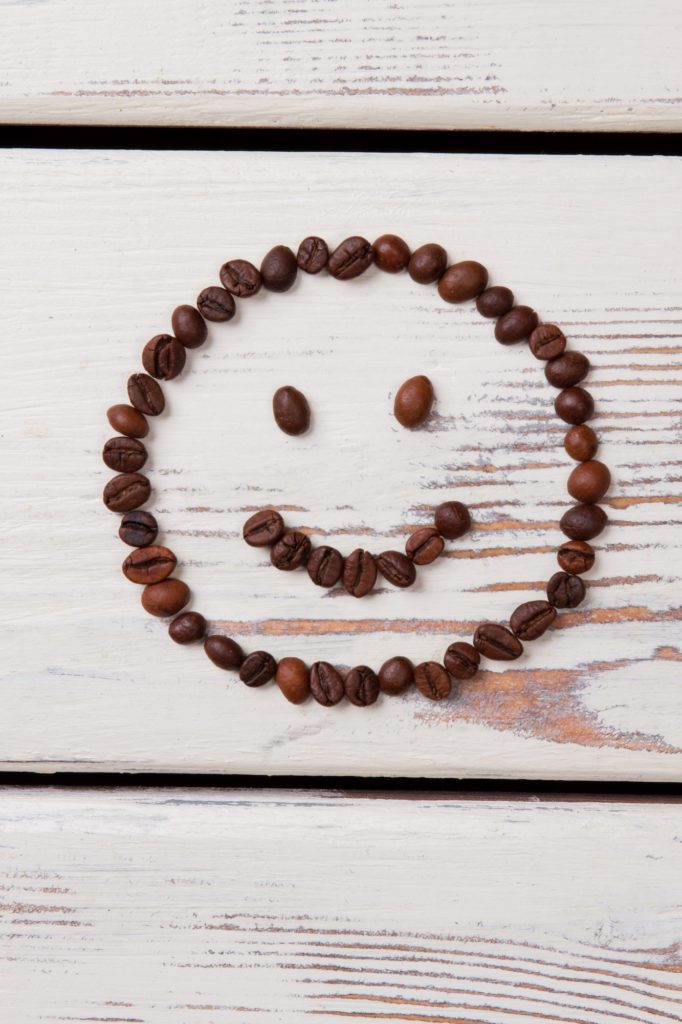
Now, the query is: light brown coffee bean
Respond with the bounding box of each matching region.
[122,545,176,584]
[141,578,190,617]
[394,375,433,428]
[405,527,444,565]
[276,657,310,704]
[106,404,149,439]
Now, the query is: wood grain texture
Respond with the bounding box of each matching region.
[0,788,681,1023]
[0,0,681,131]
[1,149,681,778]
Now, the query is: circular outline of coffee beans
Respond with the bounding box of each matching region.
[103,234,610,707]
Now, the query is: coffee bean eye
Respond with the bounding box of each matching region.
[272,385,311,436]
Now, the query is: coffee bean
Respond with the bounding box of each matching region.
[509,600,557,640]
[310,662,345,706]
[276,656,310,704]
[243,509,285,547]
[103,436,147,473]
[555,386,594,425]
[261,245,298,292]
[495,305,539,345]
[476,286,514,318]
[240,650,277,687]
[171,304,207,349]
[343,549,377,598]
[141,334,186,381]
[122,545,176,585]
[529,324,566,360]
[376,550,416,588]
[219,258,262,297]
[394,375,433,428]
[204,634,244,670]
[434,501,471,540]
[307,546,344,587]
[328,236,374,280]
[271,530,312,570]
[127,373,165,416]
[297,236,329,274]
[103,472,151,513]
[557,540,595,575]
[443,641,480,679]
[560,503,608,541]
[141,578,190,617]
[345,665,380,707]
[405,526,444,565]
[119,510,158,547]
[378,656,414,695]
[169,611,206,645]
[106,404,149,439]
[373,234,410,273]
[437,260,488,303]
[408,243,447,284]
[567,460,611,503]
[547,571,586,609]
[197,286,236,322]
[545,351,589,388]
[564,424,599,461]
[272,385,310,436]
[473,623,523,661]
[415,661,451,700]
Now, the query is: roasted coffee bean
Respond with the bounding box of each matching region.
[373,234,410,273]
[560,502,608,541]
[564,424,599,461]
[243,508,285,547]
[394,374,433,428]
[119,509,158,547]
[310,661,345,706]
[405,526,444,565]
[219,258,262,297]
[555,386,594,425]
[567,460,611,503]
[240,650,277,687]
[106,403,149,439]
[103,436,147,473]
[141,578,190,617]
[434,501,471,540]
[376,550,417,588]
[444,641,480,679]
[415,661,451,700]
[204,634,244,670]
[142,334,186,381]
[272,385,310,435]
[122,544,176,584]
[473,622,523,661]
[545,351,589,388]
[297,236,329,274]
[276,657,310,704]
[509,600,557,640]
[103,472,151,513]
[494,305,539,345]
[408,243,447,284]
[378,656,414,695]
[343,549,377,598]
[328,236,374,280]
[127,373,165,416]
[547,571,586,609]
[528,324,566,360]
[438,260,488,303]
[196,285,236,322]
[557,539,595,575]
[476,286,514,318]
[345,665,380,707]
[169,611,206,645]
[261,245,298,292]
[307,546,344,587]
[171,304,207,349]
[271,530,312,570]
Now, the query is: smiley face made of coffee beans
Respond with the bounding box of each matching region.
[102,234,610,707]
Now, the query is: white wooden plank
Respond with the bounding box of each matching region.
[1,149,681,779]
[0,0,681,131]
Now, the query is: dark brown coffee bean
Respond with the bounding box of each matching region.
[169,611,206,645]
[405,526,444,565]
[444,641,480,679]
[473,623,523,661]
[560,503,608,541]
[509,600,557,640]
[243,509,285,547]
[103,436,147,473]
[204,634,244,670]
[555,386,594,425]
[171,304,207,349]
[261,245,298,292]
[240,650,277,687]
[528,324,566,360]
[343,549,377,598]
[415,661,451,700]
[219,258,262,298]
[373,234,410,273]
[476,286,514,318]
[272,385,310,436]
[564,424,599,461]
[310,662,345,706]
[276,657,310,704]
[377,550,417,588]
[567,460,611,503]
[378,656,414,695]
[408,243,447,284]
[394,375,433,428]
[103,472,151,513]
[345,665,380,707]
[141,578,190,617]
[495,305,539,345]
[328,236,374,280]
[434,501,471,540]
[196,286,236,322]
[557,540,595,575]
[271,530,312,571]
[307,546,344,588]
[297,236,329,274]
[437,260,488,303]
[127,373,165,417]
[122,544,176,584]
[142,334,186,381]
[106,404,149,439]
[547,571,586,609]
[119,510,158,547]
[545,351,590,389]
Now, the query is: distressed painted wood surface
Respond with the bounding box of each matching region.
[0,788,681,1023]
[0,0,681,131]
[1,149,681,778]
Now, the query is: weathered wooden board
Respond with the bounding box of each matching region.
[0,788,680,1023]
[0,0,681,131]
[1,149,681,778]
